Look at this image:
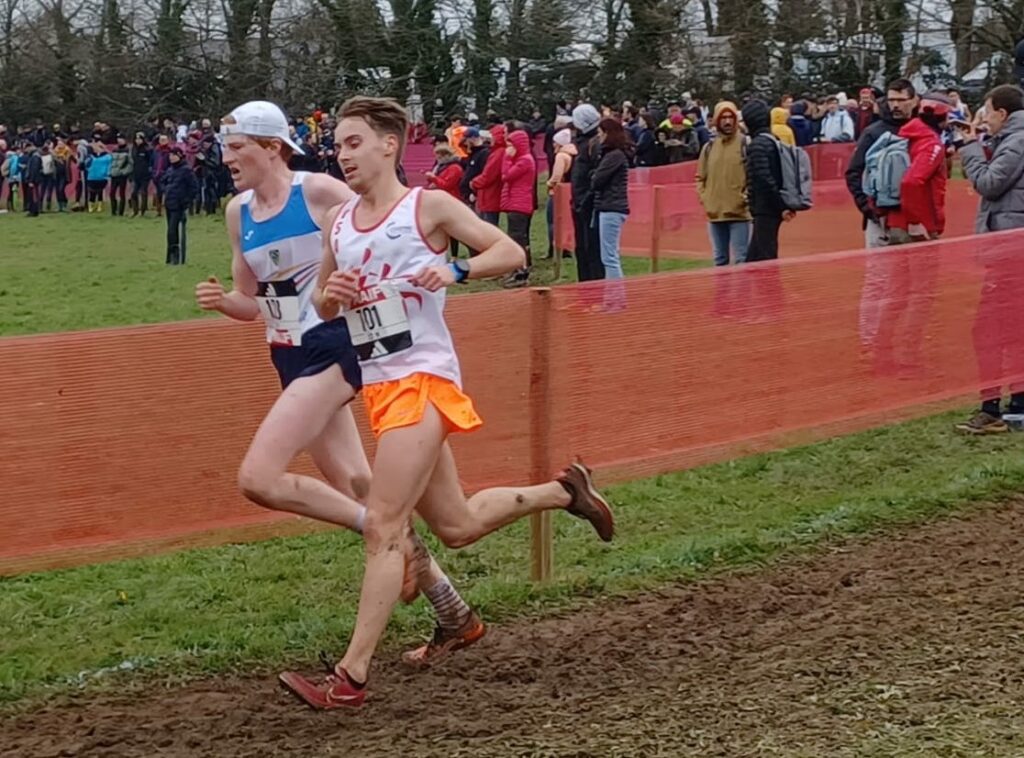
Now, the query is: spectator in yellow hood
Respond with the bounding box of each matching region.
[771,107,796,145]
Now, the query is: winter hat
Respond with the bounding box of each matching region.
[554,115,573,130]
[553,129,572,147]
[669,114,685,125]
[572,104,601,134]
[740,99,771,132]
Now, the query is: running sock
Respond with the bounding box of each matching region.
[425,578,472,631]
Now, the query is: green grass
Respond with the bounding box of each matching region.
[2,409,1022,705]
[0,207,703,337]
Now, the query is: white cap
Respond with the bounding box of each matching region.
[553,129,572,147]
[220,101,304,155]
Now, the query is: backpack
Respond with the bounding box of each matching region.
[862,131,910,208]
[772,137,813,211]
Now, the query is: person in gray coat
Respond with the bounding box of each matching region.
[954,84,1024,434]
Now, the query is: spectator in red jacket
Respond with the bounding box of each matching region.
[500,129,537,288]
[426,142,465,257]
[470,124,505,226]
[888,92,952,243]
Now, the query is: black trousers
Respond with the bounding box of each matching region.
[132,178,150,214]
[747,214,783,262]
[506,211,532,267]
[573,205,604,281]
[110,176,129,215]
[24,182,40,216]
[166,208,188,264]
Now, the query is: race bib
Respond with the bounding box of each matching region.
[345,285,413,361]
[256,279,302,347]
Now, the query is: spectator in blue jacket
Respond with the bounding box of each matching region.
[788,101,815,146]
[84,139,112,213]
[158,146,199,265]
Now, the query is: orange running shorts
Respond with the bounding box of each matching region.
[362,372,484,437]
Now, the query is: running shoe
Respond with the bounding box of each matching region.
[954,411,1009,435]
[279,660,366,710]
[558,461,615,542]
[401,612,487,669]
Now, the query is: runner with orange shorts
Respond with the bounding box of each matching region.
[195,101,483,668]
[279,96,615,709]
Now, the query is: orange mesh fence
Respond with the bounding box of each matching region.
[4,231,1024,573]
[554,179,980,262]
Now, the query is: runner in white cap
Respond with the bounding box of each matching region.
[195,100,484,666]
[279,96,614,710]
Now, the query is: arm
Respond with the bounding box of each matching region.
[845,130,876,218]
[841,112,855,141]
[590,151,623,190]
[960,138,1024,201]
[412,190,525,290]
[900,141,945,226]
[502,153,532,183]
[302,171,356,219]
[471,152,501,190]
[695,143,709,201]
[194,197,260,321]
[547,153,567,187]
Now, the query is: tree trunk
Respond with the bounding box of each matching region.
[699,0,714,35]
[949,0,977,78]
[256,0,274,97]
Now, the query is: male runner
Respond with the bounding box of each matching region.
[279,96,614,709]
[194,100,483,667]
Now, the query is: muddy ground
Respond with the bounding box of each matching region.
[5,502,1024,757]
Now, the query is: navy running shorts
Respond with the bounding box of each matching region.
[269,319,363,392]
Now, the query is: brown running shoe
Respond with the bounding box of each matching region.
[558,461,615,542]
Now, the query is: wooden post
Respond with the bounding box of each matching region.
[528,287,554,582]
[651,185,663,274]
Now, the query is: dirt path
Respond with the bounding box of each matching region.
[5,503,1024,757]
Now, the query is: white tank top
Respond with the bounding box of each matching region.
[239,172,323,347]
[330,187,461,386]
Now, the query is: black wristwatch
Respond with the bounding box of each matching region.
[450,258,471,284]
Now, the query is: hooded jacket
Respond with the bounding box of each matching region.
[696,101,750,222]
[132,143,153,181]
[428,157,464,200]
[845,99,908,225]
[788,102,814,146]
[470,124,506,213]
[500,130,536,214]
[741,100,784,217]
[893,117,947,235]
[960,110,1024,233]
[771,108,796,146]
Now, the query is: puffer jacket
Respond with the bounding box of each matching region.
[500,130,536,214]
[470,125,506,213]
[960,110,1024,233]
[85,152,112,181]
[590,145,629,214]
[741,100,784,217]
[159,160,199,211]
[110,148,133,178]
[894,117,947,236]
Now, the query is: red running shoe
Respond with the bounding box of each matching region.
[558,461,615,542]
[279,662,366,710]
[401,612,487,669]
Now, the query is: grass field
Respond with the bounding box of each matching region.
[2,409,1023,706]
[0,208,701,337]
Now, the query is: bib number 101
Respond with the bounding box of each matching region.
[357,304,385,333]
